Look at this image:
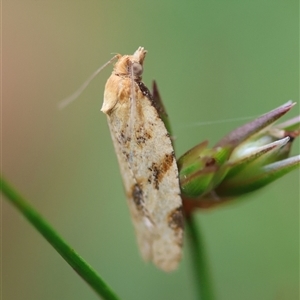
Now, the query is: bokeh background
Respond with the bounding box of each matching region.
[3,1,299,300]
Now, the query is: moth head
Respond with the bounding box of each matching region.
[129,61,144,77]
[113,47,147,79]
[128,48,146,78]
[114,57,144,79]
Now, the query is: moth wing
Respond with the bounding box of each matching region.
[104,83,183,272]
[106,120,154,260]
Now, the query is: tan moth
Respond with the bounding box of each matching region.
[101,47,183,272]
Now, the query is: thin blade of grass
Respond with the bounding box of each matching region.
[1,176,121,300]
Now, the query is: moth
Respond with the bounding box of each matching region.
[101,47,184,272]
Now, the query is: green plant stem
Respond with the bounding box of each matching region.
[1,176,121,300]
[186,213,215,300]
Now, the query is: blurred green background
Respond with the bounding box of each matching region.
[3,1,299,300]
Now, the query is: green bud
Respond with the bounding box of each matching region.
[178,101,299,210]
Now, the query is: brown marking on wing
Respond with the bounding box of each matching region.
[168,206,184,234]
[135,126,153,145]
[117,130,131,146]
[131,183,144,211]
[149,152,175,190]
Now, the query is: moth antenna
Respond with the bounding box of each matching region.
[58,55,118,110]
[180,115,259,128]
[128,63,137,163]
